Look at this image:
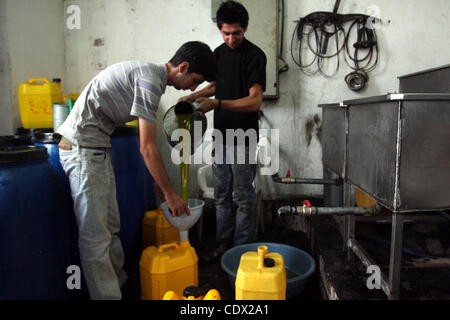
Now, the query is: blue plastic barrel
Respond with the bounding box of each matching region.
[110,126,155,295]
[32,133,88,299]
[32,133,66,183]
[0,144,75,299]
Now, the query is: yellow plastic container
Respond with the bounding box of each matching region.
[18,78,64,128]
[140,241,198,300]
[235,245,286,300]
[163,287,221,300]
[142,208,180,248]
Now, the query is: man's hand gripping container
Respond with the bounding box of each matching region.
[139,241,198,300]
[235,245,286,300]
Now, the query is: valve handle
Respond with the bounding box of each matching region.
[302,200,312,208]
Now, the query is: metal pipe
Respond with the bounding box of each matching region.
[317,206,379,215]
[272,173,343,185]
[277,206,295,217]
[278,204,382,217]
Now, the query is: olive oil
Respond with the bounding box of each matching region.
[177,113,192,204]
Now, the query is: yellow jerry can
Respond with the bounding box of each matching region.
[140,241,198,300]
[235,245,286,300]
[18,78,64,128]
[142,208,180,248]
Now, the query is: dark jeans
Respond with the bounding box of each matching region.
[212,145,257,248]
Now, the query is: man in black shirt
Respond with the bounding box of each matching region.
[179,1,266,262]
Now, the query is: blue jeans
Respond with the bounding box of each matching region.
[59,145,127,300]
[213,145,257,248]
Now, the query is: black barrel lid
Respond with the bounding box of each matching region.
[32,132,62,144]
[16,127,54,137]
[111,125,138,137]
[0,146,49,164]
[0,135,33,149]
[183,286,201,298]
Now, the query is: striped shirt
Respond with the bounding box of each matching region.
[57,61,167,148]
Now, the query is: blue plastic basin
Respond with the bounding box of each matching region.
[221,242,316,299]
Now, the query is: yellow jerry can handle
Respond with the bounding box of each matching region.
[158,242,179,253]
[28,78,50,84]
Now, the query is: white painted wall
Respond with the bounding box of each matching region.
[3,0,65,133]
[0,0,13,135]
[3,0,450,200]
[262,0,450,199]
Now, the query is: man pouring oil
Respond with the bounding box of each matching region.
[57,42,216,300]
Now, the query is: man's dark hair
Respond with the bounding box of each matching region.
[216,0,249,29]
[169,41,216,82]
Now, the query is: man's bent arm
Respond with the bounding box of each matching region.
[138,118,190,216]
[197,83,263,114]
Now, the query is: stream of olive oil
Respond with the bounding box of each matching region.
[177,113,192,204]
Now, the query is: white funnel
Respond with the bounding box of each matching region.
[160,199,205,242]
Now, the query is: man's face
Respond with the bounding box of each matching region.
[219,22,247,49]
[174,68,205,91]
